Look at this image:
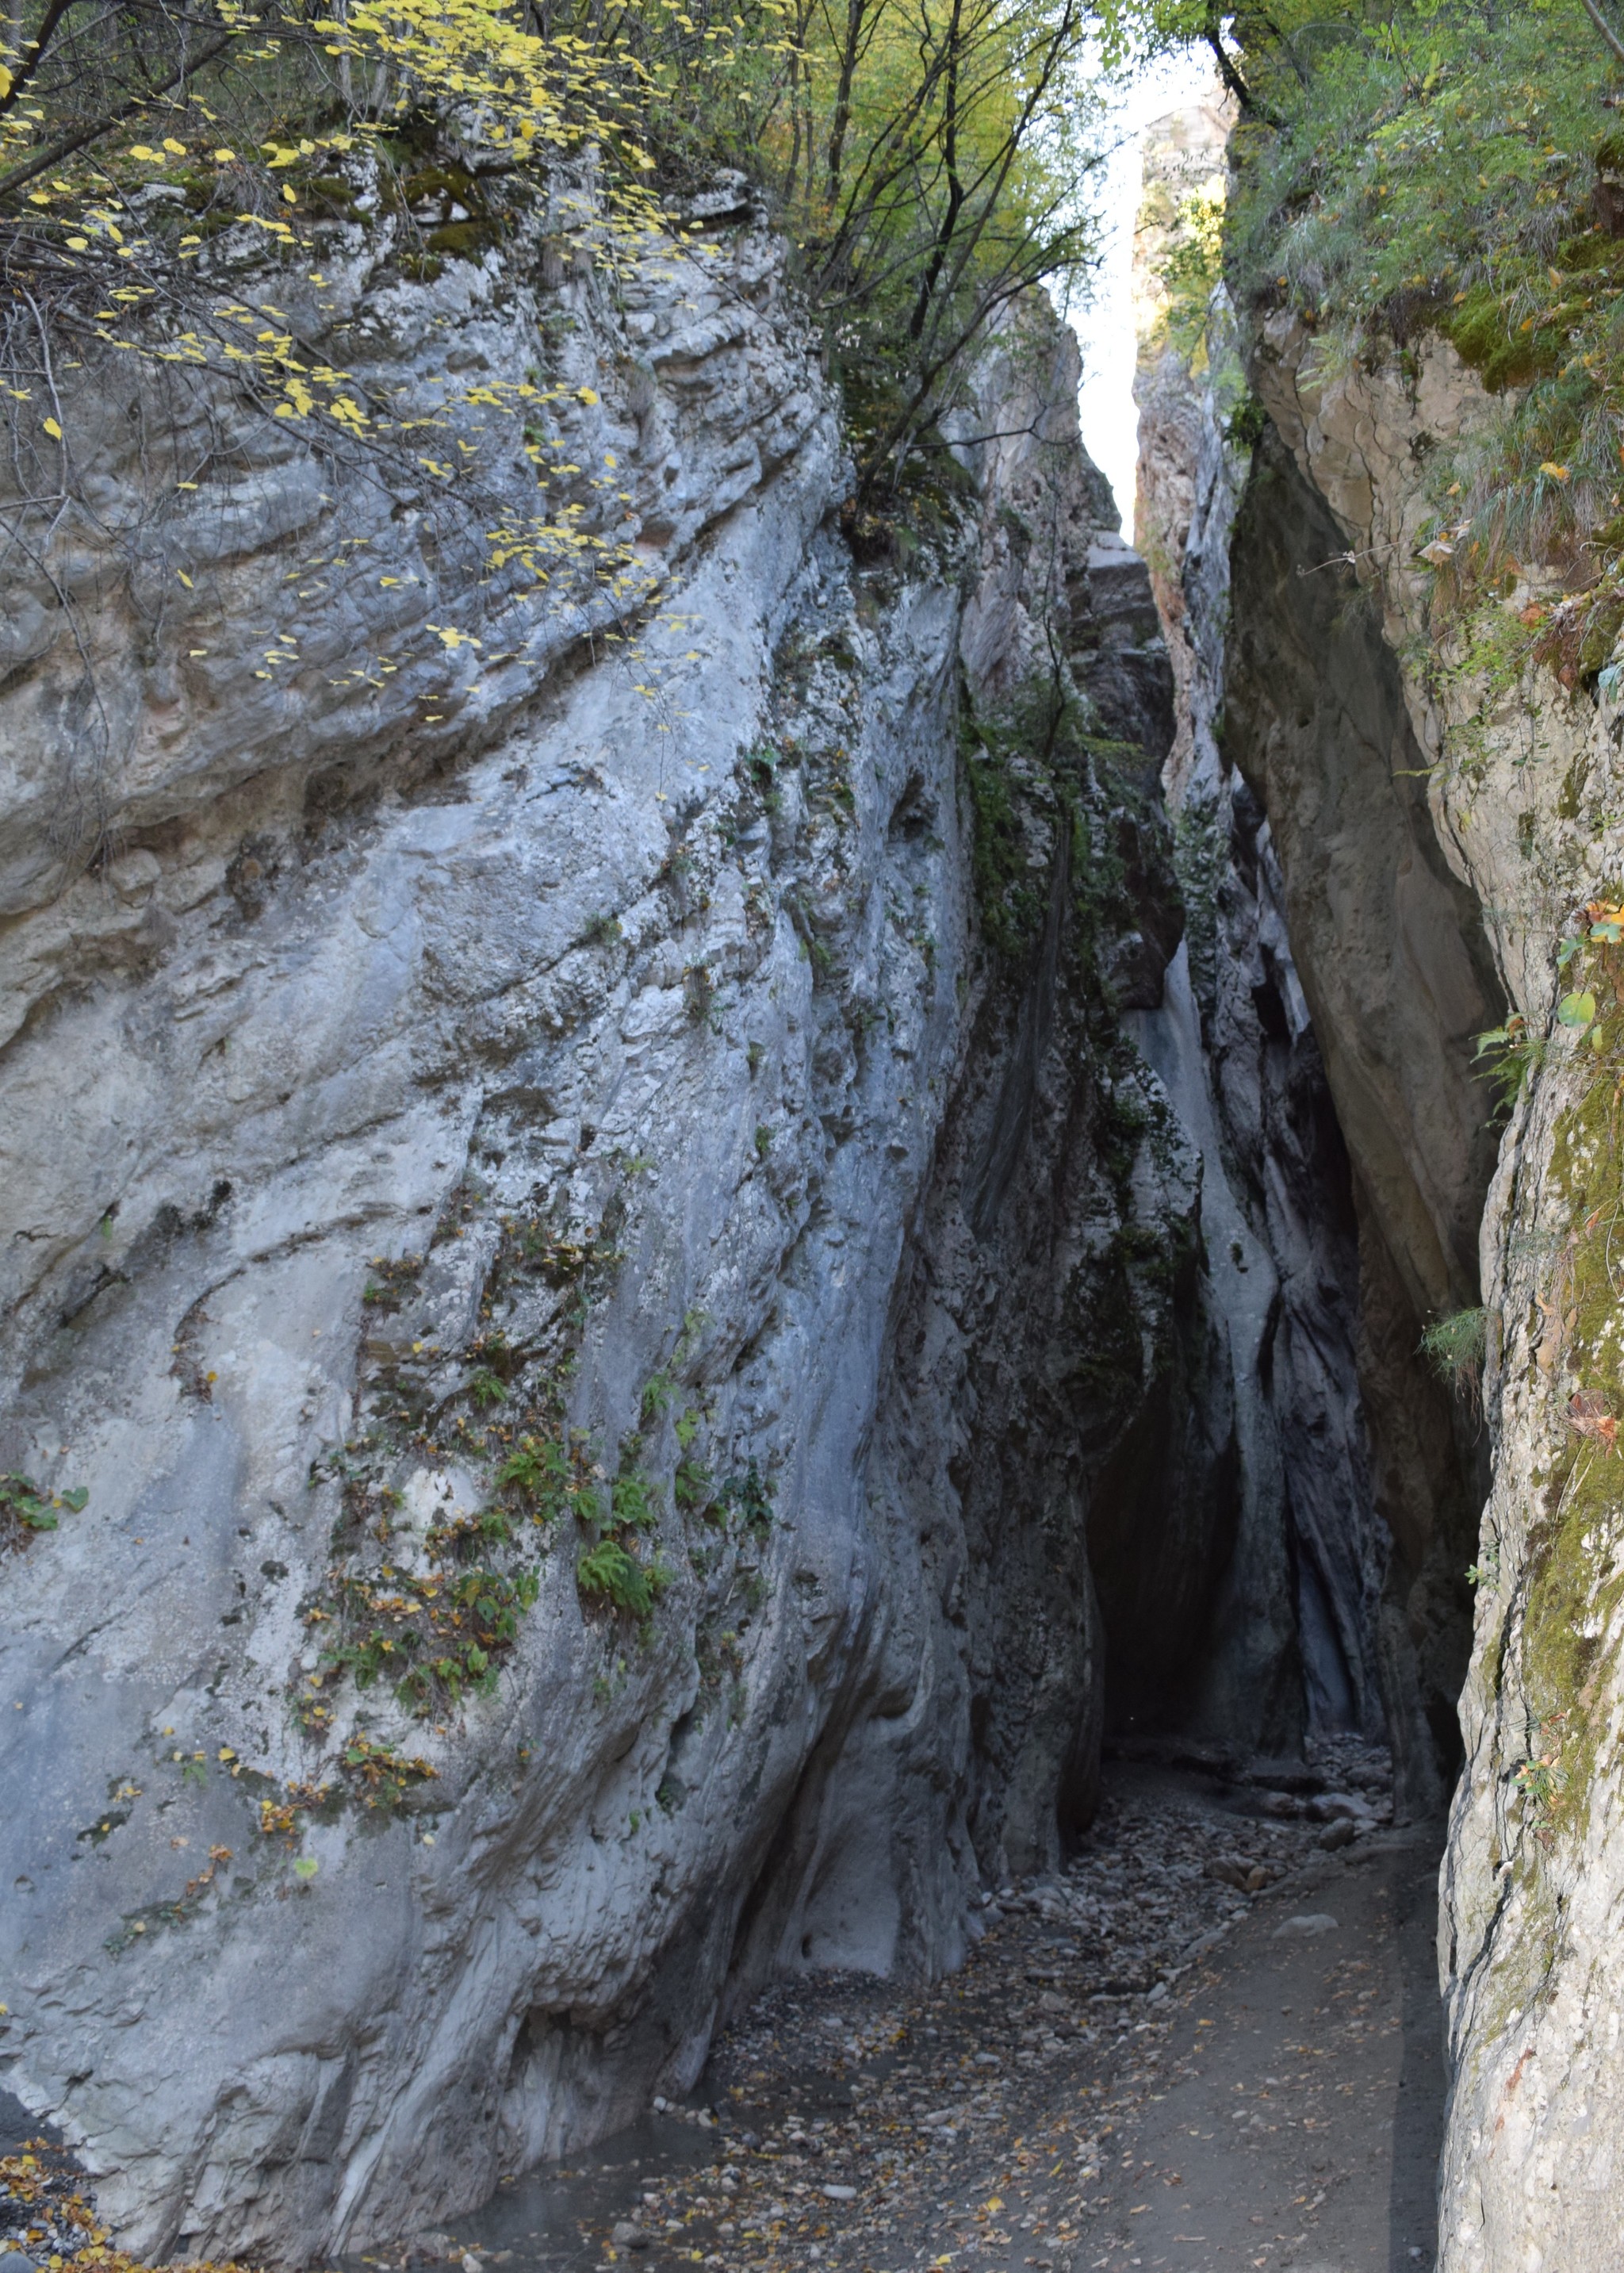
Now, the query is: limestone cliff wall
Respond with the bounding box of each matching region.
[0,194,1217,2263]
[1243,314,1624,2270]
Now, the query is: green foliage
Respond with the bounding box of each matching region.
[1156,0,1624,667]
[714,1459,774,1534]
[577,1536,656,1618]
[0,0,1106,497]
[1558,987,1600,1033]
[1226,392,1269,450]
[611,1466,661,1531]
[1420,1305,1489,1396]
[710,0,1106,496]
[1474,1014,1547,1112]
[1,1471,87,1550]
[676,1452,713,1512]
[493,1431,592,1526]
[1155,182,1227,363]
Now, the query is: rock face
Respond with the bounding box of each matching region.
[1236,310,1624,2270]
[1224,428,1501,1812]
[0,197,1262,2263]
[1130,99,1383,1761]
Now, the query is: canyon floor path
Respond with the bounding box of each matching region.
[439,1762,1442,2273]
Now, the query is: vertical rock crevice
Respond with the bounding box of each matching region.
[0,114,1494,2255]
[0,215,1312,2256]
[1129,102,1388,1775]
[1223,427,1502,1811]
[1130,91,1505,1825]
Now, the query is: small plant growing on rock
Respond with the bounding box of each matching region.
[1421,1307,1489,1404]
[1513,1720,1568,1832]
[494,1433,575,1520]
[1465,1546,1502,1590]
[577,1537,655,1619]
[340,1734,439,1812]
[611,1465,660,1531]
[714,1460,774,1535]
[1,1473,87,1554]
[675,1412,712,1515]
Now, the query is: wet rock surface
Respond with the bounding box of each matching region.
[427,1754,1424,2273]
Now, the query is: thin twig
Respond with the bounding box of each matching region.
[0,26,229,200]
[1580,0,1624,71]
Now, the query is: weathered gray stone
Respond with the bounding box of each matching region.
[0,196,1229,2267]
[1243,309,1624,2273]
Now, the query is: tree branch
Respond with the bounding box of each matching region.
[0,25,229,201]
[0,0,86,120]
[1581,0,1624,71]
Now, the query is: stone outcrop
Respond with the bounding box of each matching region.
[1236,308,1624,2269]
[1224,427,1501,1812]
[0,188,1242,2265]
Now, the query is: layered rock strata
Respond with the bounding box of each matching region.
[0,194,1218,2263]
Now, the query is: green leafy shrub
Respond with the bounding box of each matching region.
[714,1460,774,1535]
[1,1472,88,1553]
[577,1537,655,1619]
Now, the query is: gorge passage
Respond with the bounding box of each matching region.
[0,53,1614,2273]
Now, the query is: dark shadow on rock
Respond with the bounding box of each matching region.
[1388,1821,1447,2270]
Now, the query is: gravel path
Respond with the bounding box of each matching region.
[447,1747,1438,2273]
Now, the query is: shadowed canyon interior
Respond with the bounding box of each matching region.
[3,57,1618,2273]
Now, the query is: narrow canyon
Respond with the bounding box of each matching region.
[2,56,1620,2273]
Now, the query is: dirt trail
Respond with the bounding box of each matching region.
[2,1763,1444,2273]
[1074,1826,1444,2272]
[440,1757,1443,2273]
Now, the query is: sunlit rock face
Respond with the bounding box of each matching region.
[0,199,1220,2263]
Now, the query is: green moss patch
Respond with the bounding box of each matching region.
[1519,956,1624,1843]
